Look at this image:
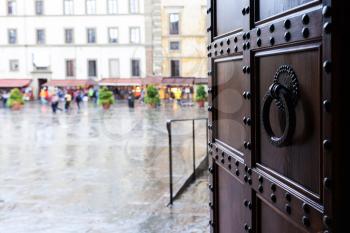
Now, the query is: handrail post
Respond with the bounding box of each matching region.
[192,119,196,179]
[166,120,173,206]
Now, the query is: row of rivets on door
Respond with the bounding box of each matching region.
[253,169,331,230]
[208,137,215,229]
[207,35,242,57]
[210,145,242,179]
[258,174,333,229]
[242,31,250,51]
[211,148,330,230]
[243,64,251,149]
[322,5,332,120]
[212,150,328,230]
[242,6,250,16]
[322,8,332,230]
[243,165,252,185]
[255,13,312,48]
[256,172,302,225]
[209,160,214,230]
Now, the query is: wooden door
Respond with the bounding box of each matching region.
[206,0,340,232]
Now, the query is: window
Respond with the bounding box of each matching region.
[170,41,180,50]
[65,29,74,44]
[108,0,118,14]
[86,0,96,14]
[9,60,19,72]
[35,0,44,15]
[87,28,96,43]
[131,59,140,76]
[8,29,17,44]
[36,29,45,44]
[169,13,179,35]
[108,28,118,43]
[7,0,16,15]
[170,60,180,77]
[130,27,140,43]
[66,60,75,77]
[64,0,74,15]
[109,59,120,77]
[129,0,139,13]
[88,60,97,77]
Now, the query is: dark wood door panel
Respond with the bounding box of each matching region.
[217,165,247,233]
[214,57,248,154]
[215,0,244,36]
[256,0,318,21]
[255,44,322,197]
[258,198,308,233]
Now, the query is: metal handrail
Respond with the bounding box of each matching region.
[166,117,208,206]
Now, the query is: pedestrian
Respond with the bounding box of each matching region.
[64,91,72,111]
[92,88,98,104]
[2,91,9,107]
[127,91,135,108]
[45,88,50,103]
[75,90,82,109]
[51,93,61,113]
[57,88,65,101]
[40,87,47,104]
[140,89,145,103]
[88,87,94,101]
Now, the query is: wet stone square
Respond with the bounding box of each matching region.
[0,102,209,233]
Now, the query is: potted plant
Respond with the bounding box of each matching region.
[98,87,115,110]
[195,85,207,107]
[144,85,160,108]
[7,88,25,110]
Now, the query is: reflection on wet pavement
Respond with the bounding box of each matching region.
[0,102,209,233]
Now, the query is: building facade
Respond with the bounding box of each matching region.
[0,0,153,96]
[0,0,208,97]
[160,0,207,78]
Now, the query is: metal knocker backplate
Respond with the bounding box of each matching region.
[261,65,298,147]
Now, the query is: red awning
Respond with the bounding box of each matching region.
[99,78,142,86]
[0,79,32,88]
[43,79,97,87]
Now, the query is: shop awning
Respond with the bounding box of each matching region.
[99,78,142,86]
[98,77,208,87]
[142,77,163,85]
[0,79,32,88]
[194,78,208,85]
[43,79,97,87]
[161,77,195,86]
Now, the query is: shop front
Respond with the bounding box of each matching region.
[99,78,143,99]
[0,79,33,101]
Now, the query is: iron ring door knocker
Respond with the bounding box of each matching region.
[261,65,299,147]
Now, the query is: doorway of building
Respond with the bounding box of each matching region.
[38,78,47,95]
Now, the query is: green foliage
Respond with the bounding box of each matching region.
[195,85,207,102]
[144,85,160,106]
[98,87,115,106]
[7,88,24,107]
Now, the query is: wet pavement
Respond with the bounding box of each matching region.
[0,101,209,233]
